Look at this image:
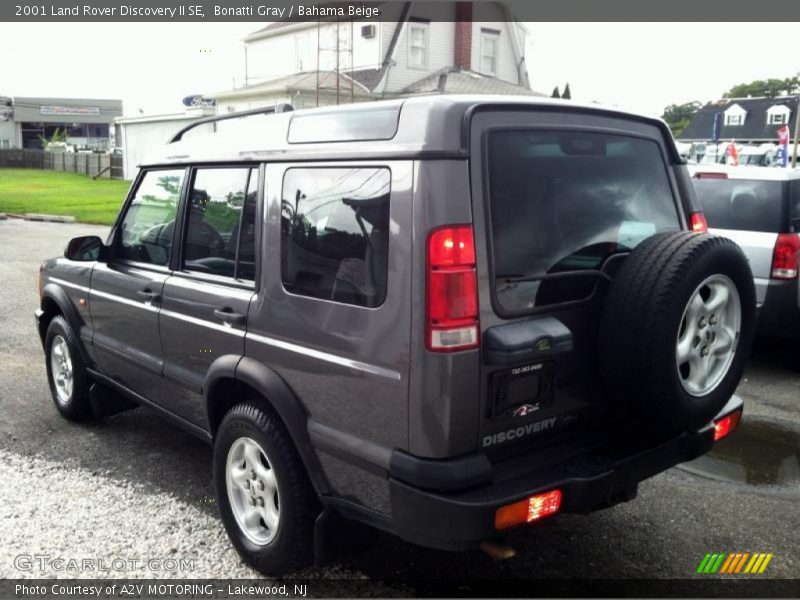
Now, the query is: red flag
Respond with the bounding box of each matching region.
[726,142,739,166]
[778,125,790,145]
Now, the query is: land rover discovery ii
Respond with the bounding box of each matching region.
[36,96,755,574]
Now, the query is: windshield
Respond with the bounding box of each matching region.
[486,130,681,315]
[693,178,785,233]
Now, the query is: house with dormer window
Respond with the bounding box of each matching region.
[211,1,541,113]
[679,96,798,144]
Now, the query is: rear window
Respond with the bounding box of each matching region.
[693,178,785,233]
[486,130,680,315]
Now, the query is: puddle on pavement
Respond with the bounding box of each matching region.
[681,420,800,487]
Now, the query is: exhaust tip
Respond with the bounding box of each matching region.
[480,540,517,561]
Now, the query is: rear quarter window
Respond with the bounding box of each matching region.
[486,129,680,315]
[693,178,785,233]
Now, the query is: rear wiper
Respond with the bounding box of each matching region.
[501,270,613,285]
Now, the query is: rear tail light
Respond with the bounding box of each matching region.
[495,489,562,530]
[689,211,709,233]
[426,225,479,352]
[713,410,742,442]
[770,233,799,280]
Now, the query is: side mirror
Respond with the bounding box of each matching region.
[64,235,106,262]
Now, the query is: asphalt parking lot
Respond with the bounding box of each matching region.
[0,219,798,592]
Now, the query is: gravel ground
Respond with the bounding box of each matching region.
[0,218,798,594]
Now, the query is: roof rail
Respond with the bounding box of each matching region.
[169,103,294,143]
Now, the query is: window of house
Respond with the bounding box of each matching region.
[0,139,9,149]
[725,113,745,126]
[481,30,500,76]
[281,167,391,307]
[769,111,788,125]
[118,169,185,266]
[182,167,258,280]
[408,22,429,69]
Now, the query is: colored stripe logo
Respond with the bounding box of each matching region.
[696,553,774,574]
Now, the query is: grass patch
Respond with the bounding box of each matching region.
[0,168,130,225]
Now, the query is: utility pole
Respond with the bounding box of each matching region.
[792,96,800,168]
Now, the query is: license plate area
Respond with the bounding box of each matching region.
[489,360,554,420]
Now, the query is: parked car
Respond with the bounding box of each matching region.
[734,144,776,167]
[43,141,75,153]
[689,165,800,343]
[36,97,754,575]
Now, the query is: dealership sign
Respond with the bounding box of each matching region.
[40,105,101,116]
[182,95,216,108]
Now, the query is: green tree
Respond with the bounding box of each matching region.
[38,127,67,150]
[723,76,800,98]
[551,86,560,98]
[562,83,571,100]
[661,101,702,136]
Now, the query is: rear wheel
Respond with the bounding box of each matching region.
[599,232,755,434]
[213,402,319,575]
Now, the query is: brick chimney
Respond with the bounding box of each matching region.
[454,2,473,71]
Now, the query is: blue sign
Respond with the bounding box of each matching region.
[182,95,216,108]
[711,112,721,143]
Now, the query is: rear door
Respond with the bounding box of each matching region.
[90,167,186,400]
[156,165,259,427]
[691,172,787,306]
[470,109,687,458]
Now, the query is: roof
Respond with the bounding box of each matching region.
[213,71,374,100]
[141,95,676,167]
[679,96,798,141]
[397,68,542,97]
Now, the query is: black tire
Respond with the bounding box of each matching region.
[213,402,319,575]
[598,231,756,434]
[44,315,93,421]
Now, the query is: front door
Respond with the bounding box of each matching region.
[157,166,259,427]
[90,167,187,401]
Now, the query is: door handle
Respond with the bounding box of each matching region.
[136,289,160,304]
[214,307,246,326]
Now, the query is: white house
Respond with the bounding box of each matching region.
[115,106,216,179]
[213,1,538,113]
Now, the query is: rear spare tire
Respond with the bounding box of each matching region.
[598,231,755,434]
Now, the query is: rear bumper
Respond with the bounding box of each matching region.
[757,279,800,340]
[388,396,743,551]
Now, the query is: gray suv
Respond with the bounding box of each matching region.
[36,96,755,575]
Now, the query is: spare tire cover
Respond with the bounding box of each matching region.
[598,231,755,434]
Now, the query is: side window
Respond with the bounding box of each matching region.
[182,167,257,280]
[281,167,391,307]
[118,169,184,266]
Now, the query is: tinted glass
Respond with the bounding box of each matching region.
[693,178,784,233]
[183,168,254,279]
[118,169,184,266]
[288,105,400,143]
[487,130,680,314]
[791,181,800,232]
[281,168,390,307]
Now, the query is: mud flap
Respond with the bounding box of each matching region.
[88,381,138,418]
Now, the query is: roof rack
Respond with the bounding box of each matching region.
[169,103,294,143]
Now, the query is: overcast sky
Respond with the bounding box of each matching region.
[0,22,798,117]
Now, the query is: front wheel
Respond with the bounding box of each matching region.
[45,315,93,421]
[213,402,319,575]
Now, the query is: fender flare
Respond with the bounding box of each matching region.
[204,356,331,495]
[40,282,91,365]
